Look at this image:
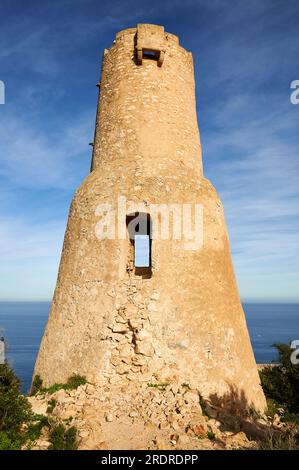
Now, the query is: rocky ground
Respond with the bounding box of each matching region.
[26,381,287,450]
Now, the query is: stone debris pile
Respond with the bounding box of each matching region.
[28,382,260,450]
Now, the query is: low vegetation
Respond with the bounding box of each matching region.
[49,423,77,450]
[46,399,57,414]
[147,382,169,390]
[260,343,299,417]
[259,426,299,450]
[0,362,79,450]
[259,343,299,449]
[31,374,87,396]
[0,362,31,449]
[1,342,299,450]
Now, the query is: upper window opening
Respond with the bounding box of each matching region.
[142,49,159,60]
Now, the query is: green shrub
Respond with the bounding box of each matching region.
[0,431,22,450]
[265,398,280,418]
[49,423,77,450]
[260,343,299,414]
[0,362,31,448]
[65,375,87,390]
[207,431,215,440]
[31,374,87,395]
[26,414,49,442]
[0,364,79,450]
[31,375,43,395]
[46,399,57,414]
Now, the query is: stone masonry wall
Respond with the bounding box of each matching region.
[33,25,266,413]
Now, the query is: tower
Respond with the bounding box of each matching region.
[33,24,266,412]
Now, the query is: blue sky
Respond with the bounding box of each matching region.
[0,0,298,302]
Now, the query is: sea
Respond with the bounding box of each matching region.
[0,301,298,394]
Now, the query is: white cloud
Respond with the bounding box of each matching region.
[0,112,92,189]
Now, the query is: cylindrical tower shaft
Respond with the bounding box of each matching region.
[91,24,203,178]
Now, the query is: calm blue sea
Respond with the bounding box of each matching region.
[0,301,298,393]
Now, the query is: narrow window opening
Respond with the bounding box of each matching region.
[126,213,152,278]
[142,49,160,61]
[134,234,150,267]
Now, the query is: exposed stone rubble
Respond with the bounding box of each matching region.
[27,382,274,450]
[103,283,181,386]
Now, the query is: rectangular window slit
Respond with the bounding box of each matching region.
[134,234,150,268]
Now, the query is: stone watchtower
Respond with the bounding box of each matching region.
[33,24,266,412]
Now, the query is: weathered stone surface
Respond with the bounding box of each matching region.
[33,23,266,415]
[27,396,48,416]
[193,424,207,438]
[135,341,155,357]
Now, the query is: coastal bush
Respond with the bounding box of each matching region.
[0,363,80,449]
[49,423,77,450]
[259,427,299,450]
[31,374,43,395]
[46,399,57,414]
[259,343,299,414]
[26,414,49,442]
[0,431,22,450]
[0,362,31,449]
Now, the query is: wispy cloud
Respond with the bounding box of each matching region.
[0,112,92,189]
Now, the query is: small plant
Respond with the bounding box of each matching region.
[46,399,57,414]
[42,383,64,395]
[63,416,74,425]
[31,374,87,396]
[265,398,280,419]
[147,383,169,391]
[26,414,49,442]
[31,375,43,395]
[65,375,87,390]
[207,431,215,440]
[49,423,77,450]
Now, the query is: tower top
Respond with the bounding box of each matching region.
[115,23,180,45]
[91,23,201,173]
[109,24,185,67]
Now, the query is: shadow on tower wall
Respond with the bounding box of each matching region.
[204,385,273,442]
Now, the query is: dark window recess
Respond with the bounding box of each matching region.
[142,49,160,61]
